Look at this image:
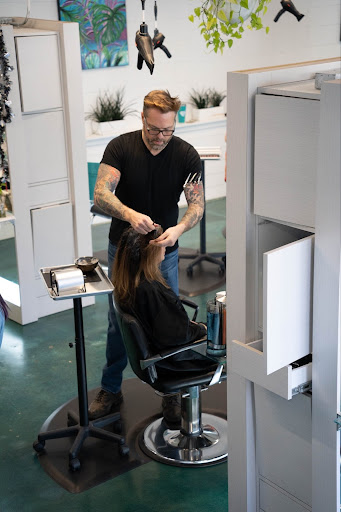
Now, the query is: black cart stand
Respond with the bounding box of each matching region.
[179,156,226,276]
[33,263,129,472]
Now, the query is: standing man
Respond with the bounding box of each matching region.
[88,90,204,422]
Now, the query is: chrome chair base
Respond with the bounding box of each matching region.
[140,413,228,467]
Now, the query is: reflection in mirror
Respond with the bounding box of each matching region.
[0,220,19,307]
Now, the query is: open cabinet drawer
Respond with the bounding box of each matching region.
[231,339,312,399]
[231,233,314,399]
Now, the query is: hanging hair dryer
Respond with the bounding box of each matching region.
[135,0,154,74]
[274,0,304,22]
[152,1,171,59]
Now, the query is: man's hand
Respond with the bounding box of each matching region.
[149,225,185,247]
[127,210,155,234]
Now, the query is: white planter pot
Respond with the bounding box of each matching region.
[191,106,224,122]
[92,119,128,136]
[91,117,142,136]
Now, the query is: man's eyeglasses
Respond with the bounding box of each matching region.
[144,119,175,136]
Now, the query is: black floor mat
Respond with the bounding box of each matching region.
[34,378,227,493]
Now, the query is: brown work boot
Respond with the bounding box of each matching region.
[162,393,181,426]
[88,389,123,420]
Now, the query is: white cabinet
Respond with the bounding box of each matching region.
[31,203,74,275]
[256,386,312,511]
[24,111,68,185]
[232,221,313,399]
[15,34,63,112]
[226,61,341,512]
[263,233,313,373]
[2,20,93,324]
[254,89,320,228]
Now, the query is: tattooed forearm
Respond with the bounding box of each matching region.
[180,182,204,232]
[93,163,131,221]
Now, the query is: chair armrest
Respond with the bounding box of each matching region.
[140,337,207,370]
[179,295,199,321]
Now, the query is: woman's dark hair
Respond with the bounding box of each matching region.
[0,294,9,320]
[112,226,168,307]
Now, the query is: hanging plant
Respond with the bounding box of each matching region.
[189,0,272,53]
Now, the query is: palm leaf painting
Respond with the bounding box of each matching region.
[58,0,128,70]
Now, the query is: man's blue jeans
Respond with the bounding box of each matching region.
[101,240,179,393]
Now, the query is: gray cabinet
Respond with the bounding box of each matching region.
[226,60,341,512]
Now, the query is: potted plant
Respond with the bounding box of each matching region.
[188,88,226,122]
[86,87,137,136]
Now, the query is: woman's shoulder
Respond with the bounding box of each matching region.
[137,279,175,301]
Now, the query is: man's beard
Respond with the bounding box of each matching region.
[145,132,172,152]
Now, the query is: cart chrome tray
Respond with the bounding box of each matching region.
[40,263,114,300]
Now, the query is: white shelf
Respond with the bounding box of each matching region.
[0,213,15,224]
[258,79,321,100]
[85,115,226,147]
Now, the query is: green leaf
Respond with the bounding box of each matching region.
[228,39,233,48]
[266,26,270,34]
[239,16,244,24]
[194,7,201,17]
[188,14,194,22]
[239,26,244,32]
[240,0,249,8]
[229,0,238,4]
[263,6,268,15]
[218,9,228,22]
[206,17,215,30]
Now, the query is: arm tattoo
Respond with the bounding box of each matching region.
[93,163,130,221]
[180,182,204,232]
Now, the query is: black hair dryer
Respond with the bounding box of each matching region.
[274,0,304,22]
[152,1,171,59]
[135,0,154,74]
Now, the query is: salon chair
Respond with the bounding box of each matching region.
[113,298,228,467]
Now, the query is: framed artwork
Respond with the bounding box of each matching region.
[58,0,128,70]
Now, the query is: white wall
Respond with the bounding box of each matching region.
[0,0,340,128]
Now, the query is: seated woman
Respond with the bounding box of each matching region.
[112,226,216,424]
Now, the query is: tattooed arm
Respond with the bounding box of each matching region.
[150,181,204,248]
[94,163,155,234]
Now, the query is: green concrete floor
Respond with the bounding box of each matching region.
[0,198,227,512]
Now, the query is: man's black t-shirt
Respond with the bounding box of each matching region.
[101,130,202,253]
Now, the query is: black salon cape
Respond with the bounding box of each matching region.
[127,279,216,373]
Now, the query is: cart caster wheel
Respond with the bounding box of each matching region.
[69,458,81,472]
[119,445,130,456]
[186,267,193,277]
[33,440,45,453]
